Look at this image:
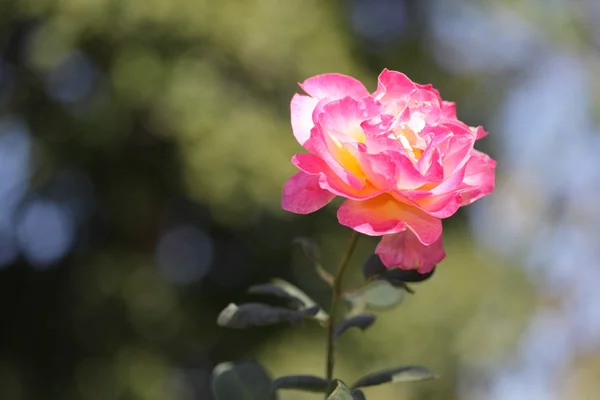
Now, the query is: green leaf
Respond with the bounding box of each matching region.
[343,281,406,314]
[351,365,437,389]
[361,281,405,310]
[247,283,305,309]
[293,237,322,263]
[272,375,329,393]
[270,278,329,325]
[216,303,318,329]
[212,362,277,400]
[390,366,438,383]
[326,380,353,400]
[333,313,376,339]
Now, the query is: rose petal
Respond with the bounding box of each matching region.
[408,87,443,124]
[415,144,443,182]
[430,162,467,195]
[282,171,336,214]
[291,153,328,175]
[290,94,319,146]
[299,73,369,100]
[438,131,474,177]
[460,149,496,205]
[318,97,368,143]
[416,192,463,218]
[360,113,395,136]
[358,148,430,191]
[292,153,383,200]
[304,125,366,190]
[373,68,416,102]
[376,230,445,273]
[472,126,488,139]
[441,101,457,119]
[337,194,442,245]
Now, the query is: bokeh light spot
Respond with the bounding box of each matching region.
[17,199,74,269]
[156,225,213,285]
[46,50,97,104]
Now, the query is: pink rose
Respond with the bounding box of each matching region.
[282,69,496,273]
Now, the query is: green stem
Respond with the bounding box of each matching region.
[325,230,360,385]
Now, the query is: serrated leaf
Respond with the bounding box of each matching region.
[270,279,329,325]
[217,303,318,329]
[293,237,321,263]
[247,283,305,309]
[333,313,376,339]
[326,380,353,400]
[351,365,437,389]
[272,375,329,393]
[212,362,277,400]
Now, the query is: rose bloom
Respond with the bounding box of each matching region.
[282,69,496,273]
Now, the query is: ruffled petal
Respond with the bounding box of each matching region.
[299,73,369,100]
[304,125,366,190]
[359,148,430,191]
[282,171,336,214]
[460,149,496,205]
[373,68,416,102]
[337,194,442,244]
[290,94,319,146]
[441,101,457,119]
[376,230,445,273]
[292,153,383,200]
[472,126,488,139]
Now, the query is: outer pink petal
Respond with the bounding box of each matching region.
[337,194,442,245]
[441,101,457,119]
[299,73,369,101]
[373,68,416,101]
[292,153,328,175]
[460,149,496,205]
[376,230,445,273]
[416,83,443,104]
[282,171,336,214]
[290,94,319,146]
[471,126,488,140]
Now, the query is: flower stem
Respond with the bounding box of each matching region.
[325,230,360,384]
